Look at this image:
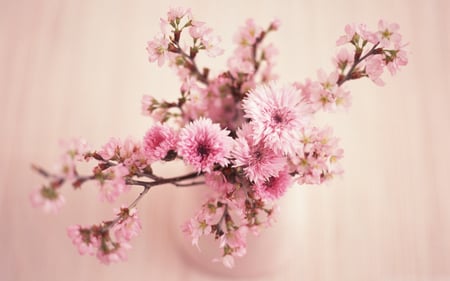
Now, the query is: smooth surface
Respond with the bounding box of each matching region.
[1,0,449,280]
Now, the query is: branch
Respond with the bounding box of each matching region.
[337,42,380,86]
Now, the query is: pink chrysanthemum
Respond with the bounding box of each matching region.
[253,171,292,200]
[242,83,310,156]
[143,123,178,162]
[232,124,286,184]
[178,118,233,173]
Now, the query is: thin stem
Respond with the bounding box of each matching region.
[338,42,380,86]
[172,41,208,85]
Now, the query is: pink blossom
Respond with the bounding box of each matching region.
[96,242,131,265]
[219,255,235,269]
[310,88,334,111]
[253,171,292,200]
[59,138,90,162]
[232,124,286,184]
[215,227,248,268]
[333,86,352,110]
[30,186,65,213]
[269,18,281,31]
[167,7,191,22]
[333,48,355,72]
[57,138,91,180]
[189,21,209,39]
[291,126,344,185]
[262,43,278,65]
[336,23,377,46]
[181,90,208,122]
[98,164,130,203]
[143,123,178,162]
[146,34,169,67]
[336,24,358,46]
[141,95,158,116]
[227,54,255,75]
[97,137,121,161]
[219,226,248,250]
[178,118,233,173]
[204,77,244,131]
[67,225,99,256]
[201,32,224,57]
[113,207,142,242]
[317,69,339,90]
[98,138,148,171]
[234,19,263,46]
[365,54,385,86]
[385,48,408,75]
[182,199,223,249]
[243,83,310,156]
[358,23,378,44]
[377,20,402,48]
[204,171,236,195]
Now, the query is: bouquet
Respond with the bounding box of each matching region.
[31,7,408,268]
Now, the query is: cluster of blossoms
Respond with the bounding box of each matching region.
[31,7,408,268]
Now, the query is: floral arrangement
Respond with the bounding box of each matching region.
[31,7,408,268]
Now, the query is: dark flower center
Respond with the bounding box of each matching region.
[272,113,283,123]
[197,143,211,158]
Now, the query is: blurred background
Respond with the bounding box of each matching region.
[1,0,449,280]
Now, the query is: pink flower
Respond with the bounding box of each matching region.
[167,7,191,22]
[141,95,158,116]
[97,137,121,161]
[146,34,169,67]
[215,227,248,268]
[59,138,90,162]
[253,171,292,200]
[201,32,224,57]
[113,207,142,242]
[178,118,233,173]
[204,171,236,195]
[364,54,385,86]
[234,19,263,46]
[291,126,344,185]
[310,88,334,111]
[143,123,178,162]
[67,225,99,256]
[203,77,244,131]
[336,23,377,46]
[96,242,131,265]
[242,83,310,156]
[377,20,402,48]
[98,165,130,203]
[333,86,352,110]
[336,24,358,46]
[30,186,65,213]
[385,48,408,75]
[269,18,281,31]
[182,199,223,249]
[333,48,355,72]
[232,124,286,184]
[56,138,91,180]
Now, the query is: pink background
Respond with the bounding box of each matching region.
[1,0,449,280]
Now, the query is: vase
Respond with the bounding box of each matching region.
[168,174,307,278]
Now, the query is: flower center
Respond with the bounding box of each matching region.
[197,143,211,158]
[272,114,283,123]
